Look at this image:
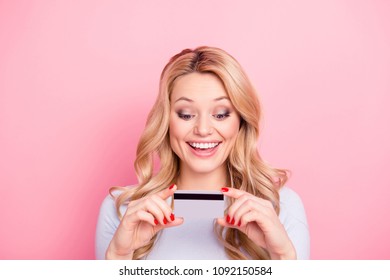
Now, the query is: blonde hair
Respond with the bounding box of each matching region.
[111,46,288,259]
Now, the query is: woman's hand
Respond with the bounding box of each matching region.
[106,184,183,259]
[217,187,296,260]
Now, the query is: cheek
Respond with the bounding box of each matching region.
[169,117,190,144]
[221,118,241,139]
[169,119,181,140]
[169,121,180,156]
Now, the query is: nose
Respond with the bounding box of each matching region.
[194,115,213,136]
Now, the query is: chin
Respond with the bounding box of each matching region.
[185,162,224,175]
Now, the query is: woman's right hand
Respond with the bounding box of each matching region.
[105,184,183,259]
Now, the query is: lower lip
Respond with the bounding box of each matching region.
[187,143,220,158]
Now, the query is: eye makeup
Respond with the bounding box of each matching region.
[177,112,194,120]
[175,106,234,121]
[213,111,231,120]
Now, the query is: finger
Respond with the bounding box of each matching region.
[228,202,249,227]
[216,217,241,229]
[141,198,169,225]
[216,217,230,227]
[238,209,273,230]
[240,211,263,229]
[156,183,177,200]
[134,210,157,226]
[222,188,276,226]
[162,217,184,229]
[221,187,245,225]
[229,196,269,226]
[151,217,184,235]
[122,209,157,230]
[149,195,175,223]
[221,187,247,199]
[222,188,258,226]
[225,194,253,226]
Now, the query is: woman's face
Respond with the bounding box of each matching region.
[169,72,241,176]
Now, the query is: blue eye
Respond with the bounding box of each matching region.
[213,112,230,120]
[178,113,194,120]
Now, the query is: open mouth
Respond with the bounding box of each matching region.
[187,142,221,151]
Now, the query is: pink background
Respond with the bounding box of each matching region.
[1,0,389,259]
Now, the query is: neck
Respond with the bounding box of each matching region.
[176,165,229,191]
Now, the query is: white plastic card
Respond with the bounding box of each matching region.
[146,190,226,259]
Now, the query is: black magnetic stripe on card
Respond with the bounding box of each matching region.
[174,193,224,200]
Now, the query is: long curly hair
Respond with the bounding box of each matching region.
[111,46,288,259]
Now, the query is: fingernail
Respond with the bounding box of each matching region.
[170,213,175,221]
[221,187,229,192]
[238,220,241,227]
[226,215,230,223]
[231,218,235,225]
[169,184,175,190]
[163,217,168,224]
[154,219,158,225]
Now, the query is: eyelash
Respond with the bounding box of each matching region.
[213,112,230,120]
[177,112,231,121]
[177,113,194,120]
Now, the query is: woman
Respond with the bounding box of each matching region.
[95,46,310,260]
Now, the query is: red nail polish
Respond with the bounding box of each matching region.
[163,217,168,224]
[169,184,175,190]
[226,215,230,223]
[238,220,241,227]
[154,219,158,225]
[221,187,229,192]
[231,218,235,225]
[170,213,175,221]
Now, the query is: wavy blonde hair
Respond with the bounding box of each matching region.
[111,46,288,259]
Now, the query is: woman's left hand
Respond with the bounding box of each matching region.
[217,187,296,260]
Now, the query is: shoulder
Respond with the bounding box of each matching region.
[98,188,129,221]
[95,188,130,259]
[278,186,310,259]
[97,192,122,230]
[278,186,307,224]
[279,187,306,212]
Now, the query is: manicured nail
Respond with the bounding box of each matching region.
[221,187,229,192]
[238,220,241,227]
[226,215,230,223]
[169,184,175,190]
[231,218,235,225]
[154,219,158,225]
[163,217,168,224]
[170,213,175,221]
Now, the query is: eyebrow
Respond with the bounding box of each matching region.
[174,96,229,103]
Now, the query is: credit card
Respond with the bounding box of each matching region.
[146,190,226,259]
[173,190,225,220]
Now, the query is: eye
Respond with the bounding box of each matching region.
[177,113,194,121]
[213,112,230,120]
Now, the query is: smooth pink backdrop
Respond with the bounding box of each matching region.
[1,0,389,259]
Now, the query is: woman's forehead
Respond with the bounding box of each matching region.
[171,72,229,103]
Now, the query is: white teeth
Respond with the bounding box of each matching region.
[189,142,219,149]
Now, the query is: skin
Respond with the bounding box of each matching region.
[106,72,296,260]
[106,185,182,260]
[169,72,241,189]
[217,187,296,259]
